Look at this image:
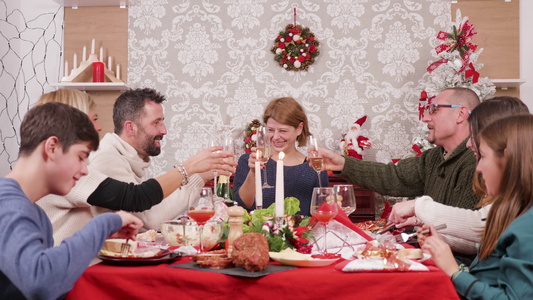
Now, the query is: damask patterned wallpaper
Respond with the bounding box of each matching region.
[127,0,451,177]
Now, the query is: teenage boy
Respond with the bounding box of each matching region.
[0,102,143,300]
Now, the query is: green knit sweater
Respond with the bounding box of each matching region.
[339,139,480,209]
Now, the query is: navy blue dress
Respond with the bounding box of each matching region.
[233,153,329,216]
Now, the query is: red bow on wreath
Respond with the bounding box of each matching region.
[434,20,478,74]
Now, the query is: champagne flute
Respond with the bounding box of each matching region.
[256,126,273,189]
[208,137,221,197]
[308,136,323,188]
[334,184,357,216]
[310,187,338,254]
[222,138,239,205]
[188,187,215,253]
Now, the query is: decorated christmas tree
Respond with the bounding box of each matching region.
[413,9,496,153]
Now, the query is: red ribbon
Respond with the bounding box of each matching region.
[412,144,422,157]
[418,103,425,120]
[427,57,448,74]
[465,62,480,83]
[433,20,478,74]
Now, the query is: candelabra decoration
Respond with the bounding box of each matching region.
[61,38,122,83]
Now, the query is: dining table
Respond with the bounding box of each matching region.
[66,211,459,300]
[66,254,459,300]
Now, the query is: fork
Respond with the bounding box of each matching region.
[120,238,131,256]
[395,224,447,243]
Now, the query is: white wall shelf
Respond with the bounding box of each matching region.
[52,0,128,7]
[492,79,525,90]
[51,82,128,91]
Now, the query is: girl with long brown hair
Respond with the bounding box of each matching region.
[421,114,533,299]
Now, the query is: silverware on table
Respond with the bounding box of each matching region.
[120,238,131,256]
[395,223,447,243]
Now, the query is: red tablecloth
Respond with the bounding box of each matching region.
[66,257,460,300]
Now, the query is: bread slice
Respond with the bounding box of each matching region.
[397,248,423,259]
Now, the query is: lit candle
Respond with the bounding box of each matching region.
[82,46,86,61]
[116,64,120,80]
[275,151,285,218]
[108,56,112,70]
[64,60,69,76]
[255,150,263,209]
[99,47,103,62]
[73,53,77,69]
[91,38,95,54]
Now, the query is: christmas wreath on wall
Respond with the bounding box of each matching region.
[271,23,320,71]
[243,119,261,153]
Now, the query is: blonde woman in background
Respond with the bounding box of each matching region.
[36,89,236,246]
[37,88,102,132]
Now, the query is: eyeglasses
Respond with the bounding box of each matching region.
[425,104,471,115]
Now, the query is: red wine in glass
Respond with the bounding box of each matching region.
[188,210,215,226]
[310,187,338,254]
[311,210,336,224]
[188,188,215,252]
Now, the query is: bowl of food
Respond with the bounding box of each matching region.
[161,219,224,251]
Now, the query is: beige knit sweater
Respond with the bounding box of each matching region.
[38,133,204,246]
[415,195,490,255]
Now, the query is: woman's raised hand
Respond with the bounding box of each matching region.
[247,147,263,172]
[419,225,459,276]
[183,146,236,176]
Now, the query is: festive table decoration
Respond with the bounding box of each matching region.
[242,119,261,153]
[413,9,495,157]
[271,9,319,71]
[338,116,371,160]
[223,197,313,253]
[421,9,495,101]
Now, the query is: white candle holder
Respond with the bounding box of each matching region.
[275,216,285,231]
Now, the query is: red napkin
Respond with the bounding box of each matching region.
[310,204,374,241]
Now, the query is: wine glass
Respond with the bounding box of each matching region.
[256,126,273,189]
[208,137,221,197]
[188,187,215,252]
[334,184,357,216]
[308,136,323,188]
[310,187,338,254]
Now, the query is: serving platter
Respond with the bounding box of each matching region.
[97,250,182,265]
[269,253,341,267]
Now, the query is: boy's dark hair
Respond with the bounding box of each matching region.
[19,102,100,156]
[113,88,166,134]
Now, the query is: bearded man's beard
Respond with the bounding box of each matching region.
[142,135,163,156]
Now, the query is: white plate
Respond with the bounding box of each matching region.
[269,253,340,267]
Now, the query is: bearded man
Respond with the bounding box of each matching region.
[87,88,211,229]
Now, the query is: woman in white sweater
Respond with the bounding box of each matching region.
[388,96,530,255]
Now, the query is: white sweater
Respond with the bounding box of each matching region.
[88,133,204,230]
[37,169,110,246]
[414,195,490,255]
[38,133,204,245]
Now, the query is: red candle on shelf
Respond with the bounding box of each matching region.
[92,62,104,82]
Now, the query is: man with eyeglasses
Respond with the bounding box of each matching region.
[310,87,480,225]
